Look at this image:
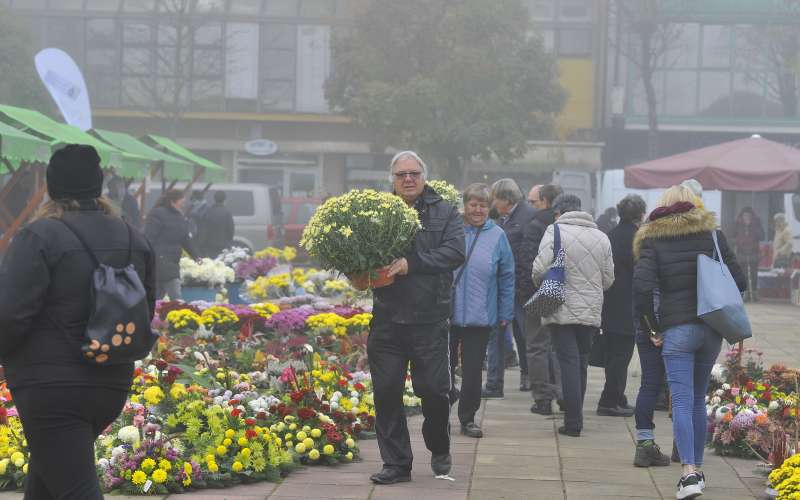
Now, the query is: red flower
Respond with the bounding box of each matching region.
[0,407,7,426]
[764,392,772,402]
[353,383,365,392]
[338,379,347,387]
[290,391,305,403]
[231,408,243,418]
[245,417,256,426]
[154,359,168,371]
[297,407,316,420]
[321,404,331,413]
[245,429,258,440]
[745,381,755,391]
[257,411,267,420]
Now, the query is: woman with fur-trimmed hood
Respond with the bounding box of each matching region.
[633,185,745,500]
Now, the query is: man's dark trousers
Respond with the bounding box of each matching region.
[551,324,596,432]
[368,319,451,470]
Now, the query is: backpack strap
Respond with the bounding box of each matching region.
[53,217,101,268]
[55,217,135,267]
[453,224,483,288]
[552,223,561,256]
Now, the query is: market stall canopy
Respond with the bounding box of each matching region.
[624,135,800,192]
[0,121,50,173]
[91,129,194,180]
[142,134,226,182]
[0,104,148,177]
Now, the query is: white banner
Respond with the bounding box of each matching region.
[35,48,92,130]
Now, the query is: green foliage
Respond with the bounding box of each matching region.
[326,0,566,180]
[0,7,50,112]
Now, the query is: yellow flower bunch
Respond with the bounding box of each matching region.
[322,279,350,294]
[306,313,348,336]
[426,180,461,207]
[143,386,165,405]
[251,302,280,319]
[300,189,420,275]
[170,383,188,400]
[199,306,239,329]
[345,313,372,330]
[166,309,202,331]
[247,274,291,300]
[254,246,297,262]
[771,454,800,499]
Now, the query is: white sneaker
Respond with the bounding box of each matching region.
[697,471,705,490]
[676,473,703,499]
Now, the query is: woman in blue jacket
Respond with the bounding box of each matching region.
[450,183,515,438]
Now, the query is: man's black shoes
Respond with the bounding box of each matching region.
[431,453,452,475]
[370,467,411,485]
[460,422,483,438]
[530,400,553,415]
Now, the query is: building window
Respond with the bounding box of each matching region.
[86,0,122,11]
[264,0,299,16]
[300,0,335,18]
[124,0,155,11]
[524,0,555,21]
[557,28,591,56]
[230,0,261,15]
[260,23,296,110]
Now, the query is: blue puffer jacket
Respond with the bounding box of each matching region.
[451,219,515,327]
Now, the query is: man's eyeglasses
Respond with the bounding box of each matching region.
[393,171,422,179]
[528,198,539,204]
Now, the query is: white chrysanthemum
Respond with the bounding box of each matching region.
[118,425,140,444]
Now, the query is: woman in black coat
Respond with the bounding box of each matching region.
[633,185,745,499]
[598,195,646,417]
[144,189,198,299]
[0,145,156,499]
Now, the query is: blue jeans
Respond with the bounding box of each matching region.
[485,324,513,390]
[634,329,665,441]
[662,322,722,466]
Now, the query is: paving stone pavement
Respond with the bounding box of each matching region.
[1,302,794,499]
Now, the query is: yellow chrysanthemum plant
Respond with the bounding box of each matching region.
[770,453,800,500]
[426,179,461,209]
[0,414,29,489]
[300,189,421,290]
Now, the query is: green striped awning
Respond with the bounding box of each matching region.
[92,129,194,180]
[0,121,50,173]
[143,134,226,182]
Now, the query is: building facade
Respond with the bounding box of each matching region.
[4,0,606,200]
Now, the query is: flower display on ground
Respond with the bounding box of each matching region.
[180,258,235,289]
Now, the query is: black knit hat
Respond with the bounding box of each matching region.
[47,144,104,201]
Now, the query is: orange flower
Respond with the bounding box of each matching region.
[723,412,734,423]
[755,414,768,425]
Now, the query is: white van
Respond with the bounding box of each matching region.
[139,182,283,252]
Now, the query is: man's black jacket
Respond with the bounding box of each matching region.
[372,186,465,325]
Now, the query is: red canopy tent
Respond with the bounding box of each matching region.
[624,135,800,192]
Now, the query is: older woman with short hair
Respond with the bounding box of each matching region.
[451,183,515,437]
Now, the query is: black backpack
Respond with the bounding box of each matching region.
[49,217,159,365]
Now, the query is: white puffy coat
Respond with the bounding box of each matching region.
[531,211,614,327]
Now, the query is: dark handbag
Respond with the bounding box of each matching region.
[588,330,607,368]
[48,218,159,364]
[525,223,566,317]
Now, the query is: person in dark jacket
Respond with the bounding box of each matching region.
[107,175,142,229]
[598,195,646,417]
[484,178,535,395]
[450,183,514,439]
[596,206,618,234]
[199,190,235,257]
[0,145,156,500]
[144,189,198,300]
[522,183,564,415]
[732,206,763,302]
[633,185,746,499]
[368,151,465,485]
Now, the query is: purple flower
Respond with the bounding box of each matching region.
[265,306,315,334]
[235,257,278,281]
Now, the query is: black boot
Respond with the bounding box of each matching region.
[671,440,680,463]
[633,441,671,467]
[530,400,553,415]
[370,467,411,484]
[460,422,483,438]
